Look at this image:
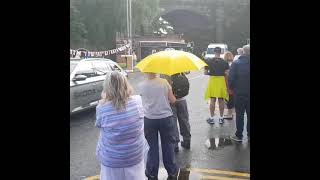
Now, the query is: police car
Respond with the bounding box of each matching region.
[70,58,127,113]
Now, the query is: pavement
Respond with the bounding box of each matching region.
[70,71,250,180]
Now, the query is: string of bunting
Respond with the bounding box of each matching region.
[70,43,131,58]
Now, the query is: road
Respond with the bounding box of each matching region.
[70,71,250,180]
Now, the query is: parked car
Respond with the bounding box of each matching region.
[70,58,127,113]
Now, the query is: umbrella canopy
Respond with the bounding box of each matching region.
[135,50,207,76]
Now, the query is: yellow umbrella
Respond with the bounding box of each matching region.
[135,50,208,76]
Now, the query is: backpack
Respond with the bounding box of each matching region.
[171,73,190,98]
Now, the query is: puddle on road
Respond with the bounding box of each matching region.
[205,137,234,150]
[178,169,202,180]
[157,168,201,180]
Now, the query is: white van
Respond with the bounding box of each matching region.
[204,43,228,59]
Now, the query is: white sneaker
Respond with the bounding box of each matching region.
[230,135,243,142]
[219,117,224,124]
[207,118,215,124]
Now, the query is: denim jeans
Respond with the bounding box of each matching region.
[144,116,178,178]
[171,99,191,145]
[235,95,250,138]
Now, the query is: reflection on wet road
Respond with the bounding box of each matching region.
[180,168,250,180]
[205,137,233,150]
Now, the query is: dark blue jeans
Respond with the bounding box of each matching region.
[144,116,178,178]
[235,95,250,138]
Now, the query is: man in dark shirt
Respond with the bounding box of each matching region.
[204,47,230,125]
[229,45,250,142]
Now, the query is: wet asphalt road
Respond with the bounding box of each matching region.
[70,71,250,180]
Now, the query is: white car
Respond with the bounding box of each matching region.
[70,58,127,113]
[204,43,228,59]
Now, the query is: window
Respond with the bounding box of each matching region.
[70,62,78,73]
[74,61,96,78]
[108,63,122,72]
[92,61,111,76]
[207,48,214,54]
[207,47,225,54]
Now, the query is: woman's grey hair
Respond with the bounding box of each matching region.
[243,45,250,55]
[237,48,244,55]
[102,71,133,111]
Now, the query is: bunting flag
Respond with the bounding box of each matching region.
[70,43,131,58]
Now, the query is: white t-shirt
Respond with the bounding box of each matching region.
[234,55,241,61]
[139,78,173,119]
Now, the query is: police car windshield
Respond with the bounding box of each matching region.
[70,62,78,73]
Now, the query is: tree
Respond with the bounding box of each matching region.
[224,1,250,53]
[70,0,87,48]
[70,0,160,50]
[152,17,175,36]
[132,0,160,35]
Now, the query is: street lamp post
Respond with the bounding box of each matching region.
[129,0,132,54]
[126,0,132,55]
[126,0,129,51]
[124,0,134,72]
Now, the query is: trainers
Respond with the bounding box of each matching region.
[219,117,224,124]
[146,170,158,180]
[146,174,158,180]
[181,140,190,149]
[230,135,242,142]
[167,168,180,180]
[206,118,215,124]
[146,175,158,180]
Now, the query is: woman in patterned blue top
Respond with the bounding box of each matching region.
[95,71,149,180]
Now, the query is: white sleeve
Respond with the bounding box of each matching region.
[233,55,239,61]
[164,79,172,90]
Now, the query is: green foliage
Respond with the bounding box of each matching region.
[70,0,87,48]
[70,0,160,50]
[152,17,175,35]
[70,0,249,54]
[224,2,250,53]
[132,0,160,34]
